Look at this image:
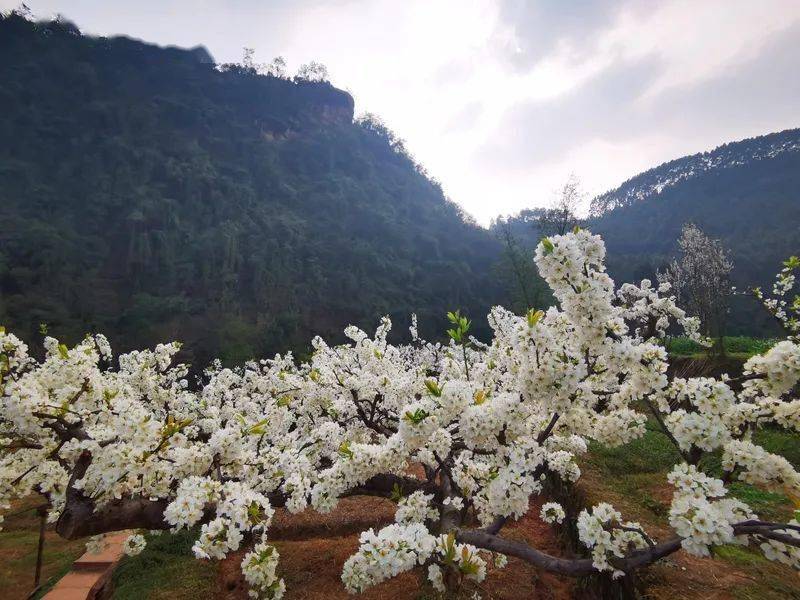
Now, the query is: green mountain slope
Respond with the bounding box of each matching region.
[0,14,503,364]
[494,129,800,336]
[592,129,800,334]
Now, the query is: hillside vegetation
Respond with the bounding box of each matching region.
[0,13,503,365]
[494,129,800,336]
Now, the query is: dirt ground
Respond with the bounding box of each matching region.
[215,495,574,600]
[6,467,797,599]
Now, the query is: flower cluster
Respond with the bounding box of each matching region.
[667,464,753,556]
[540,502,566,524]
[741,341,800,399]
[241,538,285,599]
[85,534,108,555]
[753,255,799,342]
[577,503,650,576]
[722,440,800,493]
[341,523,436,593]
[395,491,437,524]
[760,520,800,569]
[122,533,147,556]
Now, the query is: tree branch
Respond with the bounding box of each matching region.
[55,455,436,539]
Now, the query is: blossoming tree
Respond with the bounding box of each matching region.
[1,230,799,598]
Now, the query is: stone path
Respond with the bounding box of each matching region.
[42,532,130,600]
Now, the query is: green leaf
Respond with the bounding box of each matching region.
[783,256,800,269]
[526,308,544,327]
[247,418,270,435]
[541,237,555,255]
[338,440,354,459]
[460,558,480,576]
[442,532,456,564]
[390,483,403,502]
[248,501,263,524]
[58,343,69,359]
[424,379,442,397]
[403,408,429,425]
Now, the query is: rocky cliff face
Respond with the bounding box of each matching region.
[293,81,355,125]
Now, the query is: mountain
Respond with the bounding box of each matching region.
[495,129,800,336]
[0,13,504,365]
[590,129,800,215]
[592,129,800,334]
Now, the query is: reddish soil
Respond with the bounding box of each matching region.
[642,553,756,600]
[216,496,574,599]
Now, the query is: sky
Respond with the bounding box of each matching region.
[5,0,800,225]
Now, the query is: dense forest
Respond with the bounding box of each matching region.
[0,13,504,365]
[494,129,800,336]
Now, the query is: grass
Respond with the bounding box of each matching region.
[695,427,800,521]
[1,507,215,600]
[714,545,800,599]
[0,499,87,600]
[582,418,800,599]
[665,336,777,357]
[111,529,217,600]
[584,426,680,519]
[587,423,800,520]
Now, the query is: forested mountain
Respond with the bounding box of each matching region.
[0,13,504,365]
[495,129,800,336]
[590,129,800,215]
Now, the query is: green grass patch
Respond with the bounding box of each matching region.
[0,500,87,600]
[587,424,800,521]
[756,427,800,467]
[585,427,682,516]
[587,427,683,475]
[0,535,83,598]
[714,544,768,566]
[111,529,217,600]
[727,483,791,521]
[665,336,777,357]
[696,427,800,521]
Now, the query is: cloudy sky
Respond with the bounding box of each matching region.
[6,0,800,224]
